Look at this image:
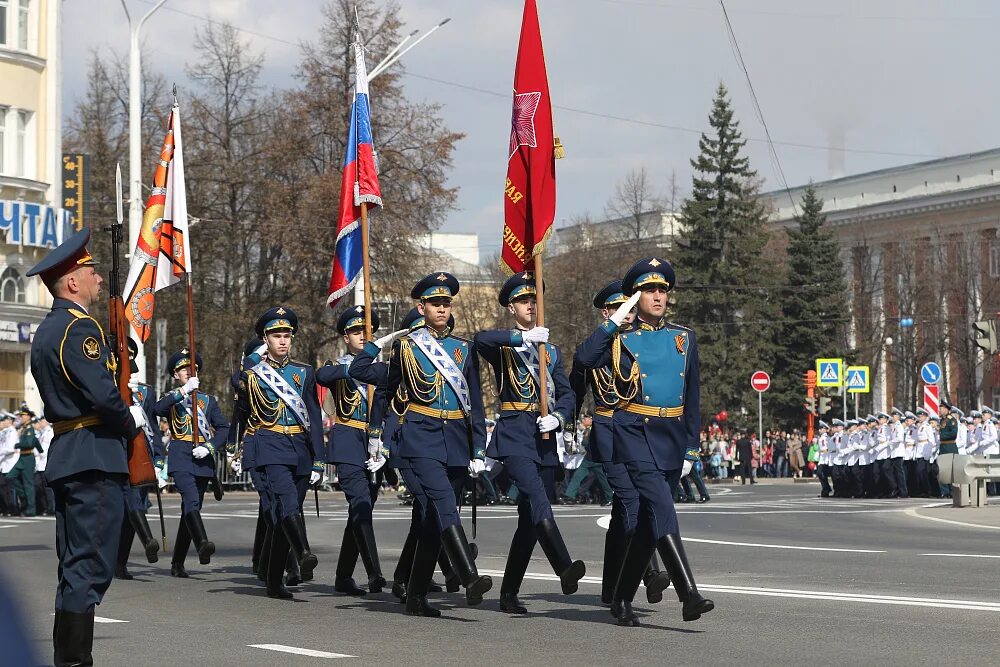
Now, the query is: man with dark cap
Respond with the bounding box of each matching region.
[241,306,324,599]
[475,271,586,614]
[154,348,229,576]
[27,228,149,665]
[114,339,161,579]
[571,280,670,608]
[351,272,492,617]
[576,257,714,626]
[317,305,390,596]
[8,407,40,516]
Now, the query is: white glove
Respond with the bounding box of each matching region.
[127,377,139,392]
[366,455,387,473]
[310,470,324,485]
[192,445,210,459]
[230,457,242,475]
[367,438,382,458]
[522,327,549,345]
[537,414,560,433]
[374,329,409,349]
[180,376,200,396]
[610,291,641,326]
[468,459,487,477]
[682,460,694,478]
[157,476,169,490]
[128,405,148,430]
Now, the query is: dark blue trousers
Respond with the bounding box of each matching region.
[338,463,378,525]
[171,472,208,514]
[248,469,272,514]
[259,464,307,522]
[401,458,466,532]
[52,471,127,613]
[123,485,150,513]
[501,456,555,525]
[625,463,682,540]
[603,461,639,533]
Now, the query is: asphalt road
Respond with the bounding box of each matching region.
[4,482,1000,666]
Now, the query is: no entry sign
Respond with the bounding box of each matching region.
[751,371,771,393]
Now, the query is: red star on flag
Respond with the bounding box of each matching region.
[509,91,541,158]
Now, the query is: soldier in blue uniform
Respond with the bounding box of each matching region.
[27,228,150,665]
[241,307,323,599]
[317,305,389,596]
[351,273,492,617]
[570,281,669,608]
[153,349,229,576]
[576,258,714,626]
[475,272,585,614]
[114,339,161,579]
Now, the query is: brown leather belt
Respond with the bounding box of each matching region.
[52,415,102,436]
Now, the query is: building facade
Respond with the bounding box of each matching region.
[0,0,66,412]
[761,148,1000,414]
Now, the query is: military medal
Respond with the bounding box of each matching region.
[675,334,687,354]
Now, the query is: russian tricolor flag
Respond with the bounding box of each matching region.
[327,42,382,307]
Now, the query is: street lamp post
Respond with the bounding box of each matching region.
[119,0,168,382]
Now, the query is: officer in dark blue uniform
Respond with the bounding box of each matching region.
[317,305,389,596]
[27,228,148,665]
[474,272,585,614]
[351,307,457,603]
[576,258,714,626]
[241,307,323,599]
[115,338,161,579]
[351,273,492,617]
[153,349,229,576]
[570,280,669,607]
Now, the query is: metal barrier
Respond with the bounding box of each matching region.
[936,454,1000,507]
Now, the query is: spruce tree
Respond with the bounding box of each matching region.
[771,184,848,427]
[673,83,778,426]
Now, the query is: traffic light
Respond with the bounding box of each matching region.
[973,320,998,354]
[819,396,831,414]
[803,370,816,390]
[804,397,817,415]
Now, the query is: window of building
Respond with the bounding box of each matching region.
[0,1,8,46]
[16,0,28,50]
[1,267,24,303]
[0,106,6,174]
[991,241,1000,278]
[16,109,30,177]
[993,387,1000,414]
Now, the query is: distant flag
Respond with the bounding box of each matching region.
[501,0,557,275]
[327,41,382,307]
[123,105,192,342]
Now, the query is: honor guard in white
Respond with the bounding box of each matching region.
[888,408,908,498]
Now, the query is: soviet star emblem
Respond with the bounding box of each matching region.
[437,274,448,281]
[181,348,189,354]
[509,91,542,159]
[649,258,661,267]
[276,307,286,315]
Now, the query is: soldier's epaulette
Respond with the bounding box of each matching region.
[67,308,91,320]
[663,321,693,333]
[287,359,311,369]
[451,333,471,343]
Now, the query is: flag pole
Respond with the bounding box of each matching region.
[186,274,200,449]
[360,201,378,480]
[535,254,551,439]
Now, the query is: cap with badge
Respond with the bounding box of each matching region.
[915,407,928,417]
[818,420,829,429]
[337,305,380,336]
[255,306,298,337]
[877,412,890,420]
[167,348,203,375]
[593,280,627,309]
[891,407,903,417]
[866,415,878,424]
[982,406,995,417]
[622,257,676,296]
[970,410,983,419]
[904,411,916,420]
[831,418,845,427]
[26,227,99,289]
[498,272,542,306]
[951,406,965,419]
[411,272,459,301]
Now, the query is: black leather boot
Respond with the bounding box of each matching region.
[171,519,191,578]
[439,524,492,606]
[643,558,670,605]
[405,534,442,617]
[54,610,94,667]
[266,525,293,599]
[438,547,460,593]
[353,521,386,593]
[535,518,585,594]
[611,527,654,626]
[658,533,715,622]
[601,511,627,604]
[392,531,418,601]
[129,510,159,564]
[499,592,528,614]
[500,517,535,611]
[610,599,639,627]
[285,550,302,587]
[251,510,268,575]
[281,515,317,579]
[334,521,365,595]
[183,511,215,565]
[296,514,314,581]
[257,517,273,583]
[115,518,135,580]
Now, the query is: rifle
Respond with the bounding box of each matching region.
[109,163,156,487]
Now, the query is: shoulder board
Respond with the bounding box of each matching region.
[67,308,91,320]
[451,334,471,343]
[288,359,312,370]
[663,321,693,333]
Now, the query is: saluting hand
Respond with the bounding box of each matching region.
[373,329,409,349]
[610,292,641,326]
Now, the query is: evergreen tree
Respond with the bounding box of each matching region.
[674,83,778,426]
[771,184,848,427]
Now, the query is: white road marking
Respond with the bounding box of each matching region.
[904,507,1000,532]
[51,613,127,623]
[249,644,355,659]
[683,537,885,553]
[479,569,1000,612]
[921,553,1000,559]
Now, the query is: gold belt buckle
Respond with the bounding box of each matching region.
[658,407,669,417]
[440,409,448,421]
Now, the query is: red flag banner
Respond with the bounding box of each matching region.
[501,0,556,275]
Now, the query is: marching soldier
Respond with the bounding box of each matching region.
[27,228,149,665]
[576,258,714,626]
[981,408,999,496]
[875,413,897,498]
[241,307,324,599]
[938,402,959,456]
[154,349,229,576]
[351,272,492,617]
[888,408,906,498]
[902,410,917,492]
[317,305,389,596]
[829,418,846,497]
[815,421,832,497]
[115,339,161,579]
[570,281,668,607]
[475,272,586,614]
[912,408,933,497]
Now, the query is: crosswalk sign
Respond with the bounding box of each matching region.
[815,358,843,387]
[846,366,870,394]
